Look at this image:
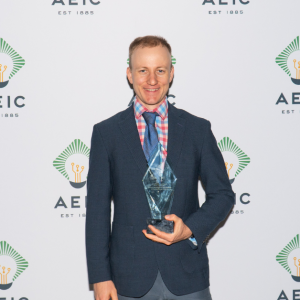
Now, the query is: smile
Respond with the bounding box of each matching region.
[144,88,159,91]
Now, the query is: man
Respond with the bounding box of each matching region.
[86,36,235,300]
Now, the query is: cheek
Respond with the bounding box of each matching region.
[158,76,170,86]
[133,76,146,87]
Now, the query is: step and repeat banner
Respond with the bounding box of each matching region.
[1,0,299,299]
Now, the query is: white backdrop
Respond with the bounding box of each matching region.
[1,0,300,299]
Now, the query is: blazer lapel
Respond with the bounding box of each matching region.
[118,105,148,177]
[167,102,186,173]
[118,101,186,177]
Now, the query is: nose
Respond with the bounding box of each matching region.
[147,71,158,86]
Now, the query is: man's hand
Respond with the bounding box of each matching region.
[142,214,193,245]
[93,280,118,300]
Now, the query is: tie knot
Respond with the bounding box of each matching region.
[142,111,159,126]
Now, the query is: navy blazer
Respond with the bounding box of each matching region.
[85,101,235,297]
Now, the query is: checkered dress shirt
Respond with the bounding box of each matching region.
[133,96,168,160]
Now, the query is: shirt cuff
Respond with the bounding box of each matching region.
[188,236,198,246]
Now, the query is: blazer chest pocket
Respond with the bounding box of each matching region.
[110,222,134,277]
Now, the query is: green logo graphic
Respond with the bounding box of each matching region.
[53,139,90,189]
[0,241,29,290]
[276,234,300,282]
[127,56,176,65]
[0,38,25,88]
[218,137,250,184]
[275,36,300,85]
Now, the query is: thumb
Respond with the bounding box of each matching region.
[165,214,176,220]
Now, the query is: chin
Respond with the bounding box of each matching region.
[142,95,164,105]
[144,99,160,105]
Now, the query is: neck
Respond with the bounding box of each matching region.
[137,96,166,111]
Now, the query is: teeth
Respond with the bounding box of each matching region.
[145,89,159,91]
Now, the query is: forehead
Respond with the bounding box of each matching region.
[131,46,171,68]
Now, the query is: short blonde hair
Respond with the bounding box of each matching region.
[129,35,172,69]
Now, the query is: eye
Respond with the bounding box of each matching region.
[157,70,165,74]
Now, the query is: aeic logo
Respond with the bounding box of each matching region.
[218,137,250,184]
[0,241,28,290]
[276,36,300,85]
[53,139,90,189]
[276,234,300,282]
[0,38,25,88]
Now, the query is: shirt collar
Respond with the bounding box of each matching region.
[133,96,168,120]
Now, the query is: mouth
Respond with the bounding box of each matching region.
[144,88,160,92]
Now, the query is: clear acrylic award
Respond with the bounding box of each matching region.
[142,143,177,234]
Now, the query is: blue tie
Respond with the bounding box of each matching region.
[142,111,159,162]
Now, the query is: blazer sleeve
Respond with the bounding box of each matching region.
[85,124,112,283]
[184,121,235,253]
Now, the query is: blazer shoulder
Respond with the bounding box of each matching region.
[93,106,130,132]
[173,106,214,151]
[175,106,211,128]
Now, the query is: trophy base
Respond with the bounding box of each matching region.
[146,218,174,234]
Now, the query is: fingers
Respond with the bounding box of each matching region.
[142,227,174,245]
[111,289,118,300]
[149,225,175,241]
[96,291,117,300]
[93,280,117,300]
[143,230,172,245]
[142,214,185,245]
[165,214,184,233]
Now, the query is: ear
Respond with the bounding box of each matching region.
[127,67,133,84]
[169,65,174,83]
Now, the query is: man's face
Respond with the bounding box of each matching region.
[127,46,174,110]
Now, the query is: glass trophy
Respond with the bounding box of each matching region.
[142,143,177,234]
